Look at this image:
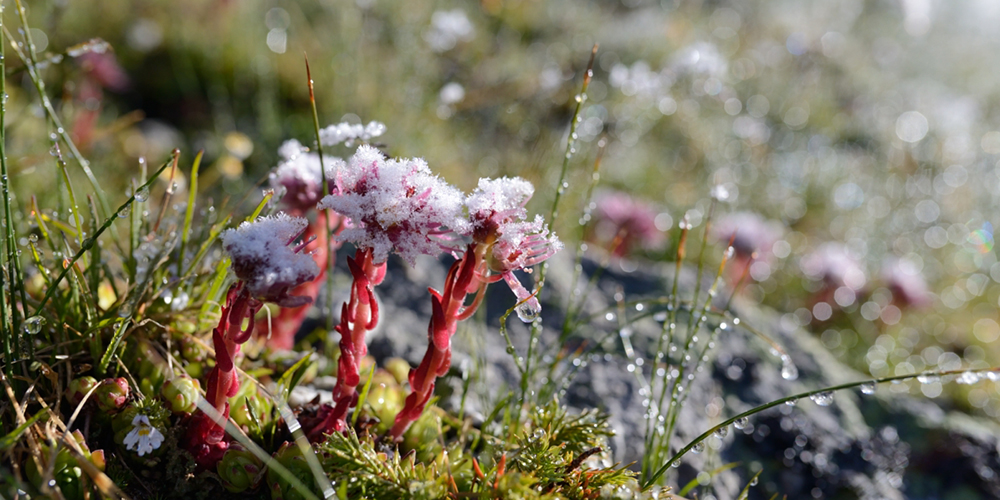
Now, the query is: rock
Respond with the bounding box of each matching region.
[316,245,1000,500]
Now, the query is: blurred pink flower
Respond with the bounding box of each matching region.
[588,190,665,256]
[882,258,932,308]
[711,212,783,260]
[800,243,867,291]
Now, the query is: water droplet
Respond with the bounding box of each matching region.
[860,382,876,395]
[22,316,44,335]
[691,441,705,454]
[118,205,131,218]
[916,373,940,384]
[134,187,149,202]
[515,301,540,323]
[48,144,60,157]
[714,426,729,439]
[28,233,38,243]
[506,345,516,355]
[118,304,132,318]
[956,371,981,385]
[809,391,834,406]
[785,399,797,407]
[734,417,749,429]
[750,476,759,486]
[780,355,799,381]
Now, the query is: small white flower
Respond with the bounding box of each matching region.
[123,415,164,457]
[318,121,386,148]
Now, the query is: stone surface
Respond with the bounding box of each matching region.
[315,246,1000,500]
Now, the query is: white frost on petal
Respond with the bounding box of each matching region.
[465,177,533,231]
[270,140,344,212]
[123,415,164,457]
[318,121,386,148]
[317,145,465,265]
[221,213,320,306]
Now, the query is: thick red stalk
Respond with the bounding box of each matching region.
[183,281,262,469]
[390,243,488,439]
[308,247,386,440]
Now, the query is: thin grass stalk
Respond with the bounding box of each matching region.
[559,136,606,343]
[655,246,731,477]
[50,146,86,254]
[684,199,716,337]
[8,2,110,216]
[641,219,689,479]
[642,366,1000,489]
[0,2,13,375]
[32,159,171,315]
[519,45,599,408]
[178,150,203,275]
[305,55,340,338]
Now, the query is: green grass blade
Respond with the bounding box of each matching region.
[97,318,131,375]
[32,158,171,315]
[179,150,203,275]
[0,410,48,452]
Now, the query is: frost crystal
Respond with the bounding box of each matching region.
[123,415,164,457]
[221,213,319,307]
[317,145,465,265]
[269,139,345,212]
[466,177,563,316]
[318,121,386,148]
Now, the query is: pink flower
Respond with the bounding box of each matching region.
[221,213,320,307]
[269,140,344,214]
[882,258,932,308]
[589,190,665,256]
[800,243,867,291]
[465,177,562,318]
[317,145,465,265]
[711,212,783,260]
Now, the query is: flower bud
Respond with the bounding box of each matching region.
[383,358,411,385]
[217,443,264,492]
[95,377,130,413]
[66,376,99,406]
[161,377,201,414]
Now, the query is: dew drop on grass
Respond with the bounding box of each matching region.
[809,391,834,406]
[780,355,799,381]
[750,476,759,486]
[734,417,749,429]
[956,372,981,385]
[134,187,150,202]
[691,441,705,454]
[785,399,797,407]
[118,205,130,218]
[916,373,940,384]
[714,426,729,439]
[515,302,539,323]
[22,316,44,335]
[860,382,876,395]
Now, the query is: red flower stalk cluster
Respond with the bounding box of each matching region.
[307,247,386,439]
[307,145,464,439]
[391,177,562,439]
[184,214,318,468]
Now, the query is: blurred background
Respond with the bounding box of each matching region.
[10,0,1000,419]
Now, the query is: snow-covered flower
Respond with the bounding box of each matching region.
[221,213,320,307]
[800,243,867,291]
[317,145,466,265]
[318,121,386,148]
[123,415,164,457]
[882,258,932,308]
[589,190,666,256]
[425,9,475,53]
[711,212,783,260]
[465,177,563,317]
[269,139,344,213]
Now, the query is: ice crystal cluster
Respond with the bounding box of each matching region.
[318,145,466,265]
[220,213,319,307]
[270,139,344,212]
[318,120,386,147]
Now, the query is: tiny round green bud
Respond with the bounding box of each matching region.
[66,376,99,406]
[218,443,264,493]
[94,377,130,413]
[161,377,201,414]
